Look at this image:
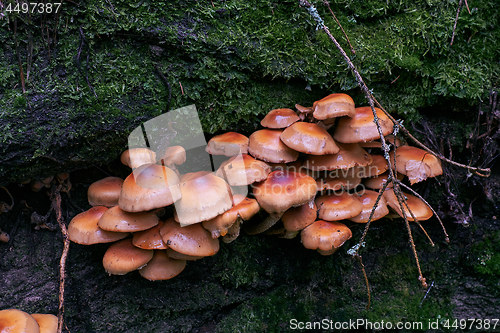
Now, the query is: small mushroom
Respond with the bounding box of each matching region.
[102,238,154,275]
[312,93,356,120]
[139,250,186,281]
[98,206,159,233]
[216,154,271,186]
[390,145,443,185]
[0,309,40,333]
[206,132,249,156]
[68,207,128,245]
[248,129,299,163]
[31,314,58,333]
[280,122,339,155]
[87,177,123,207]
[301,220,352,255]
[383,189,433,221]
[120,148,157,169]
[349,190,389,223]
[315,192,363,221]
[334,106,394,143]
[260,108,300,129]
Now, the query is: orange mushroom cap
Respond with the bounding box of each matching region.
[315,192,363,221]
[303,143,372,171]
[87,176,123,207]
[312,93,356,120]
[383,189,433,221]
[216,154,271,186]
[0,309,40,333]
[102,238,154,275]
[301,220,352,255]
[98,206,159,232]
[118,164,181,213]
[282,199,317,232]
[206,132,249,156]
[138,250,186,281]
[120,148,157,169]
[260,108,300,128]
[280,122,340,155]
[31,314,57,333]
[68,206,128,245]
[349,189,389,223]
[390,145,443,185]
[248,129,299,163]
[333,106,394,143]
[132,221,168,250]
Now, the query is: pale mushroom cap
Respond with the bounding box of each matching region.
[31,314,57,333]
[252,170,317,214]
[120,148,157,169]
[202,195,260,238]
[303,143,373,171]
[118,163,181,213]
[349,190,389,223]
[159,146,186,165]
[334,106,394,143]
[160,218,220,257]
[132,221,168,250]
[87,176,123,207]
[138,251,186,281]
[206,132,249,156]
[68,206,128,245]
[174,171,232,226]
[312,93,356,120]
[282,199,317,232]
[102,238,154,275]
[383,189,433,221]
[315,192,363,221]
[0,309,40,333]
[280,122,340,155]
[316,169,362,191]
[260,108,300,128]
[301,220,352,255]
[216,154,271,186]
[355,155,388,178]
[98,206,159,232]
[390,145,443,185]
[248,129,299,163]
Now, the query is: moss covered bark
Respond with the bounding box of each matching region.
[0,0,498,184]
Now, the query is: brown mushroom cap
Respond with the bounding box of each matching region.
[315,192,363,221]
[98,206,159,232]
[334,106,394,143]
[260,108,300,128]
[102,238,154,275]
[355,155,388,178]
[248,129,299,163]
[132,221,168,250]
[138,251,186,281]
[31,314,57,333]
[120,148,157,169]
[301,220,352,255]
[316,167,361,190]
[174,171,232,226]
[383,189,433,221]
[295,104,313,114]
[282,199,317,232]
[349,190,389,223]
[118,163,181,213]
[68,207,128,245]
[0,309,40,333]
[158,146,186,166]
[160,218,220,257]
[390,146,443,184]
[312,93,356,120]
[252,170,317,214]
[216,154,271,186]
[303,143,372,171]
[280,122,340,155]
[202,194,260,238]
[206,132,249,156]
[87,176,123,207]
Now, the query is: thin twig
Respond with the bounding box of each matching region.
[355,255,371,309]
[51,186,70,333]
[450,0,464,46]
[321,0,355,54]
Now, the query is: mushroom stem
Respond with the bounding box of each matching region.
[245,212,283,235]
[222,217,242,243]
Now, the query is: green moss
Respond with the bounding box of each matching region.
[468,231,500,279]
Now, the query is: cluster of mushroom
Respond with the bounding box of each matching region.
[67,92,443,281]
[0,309,57,333]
